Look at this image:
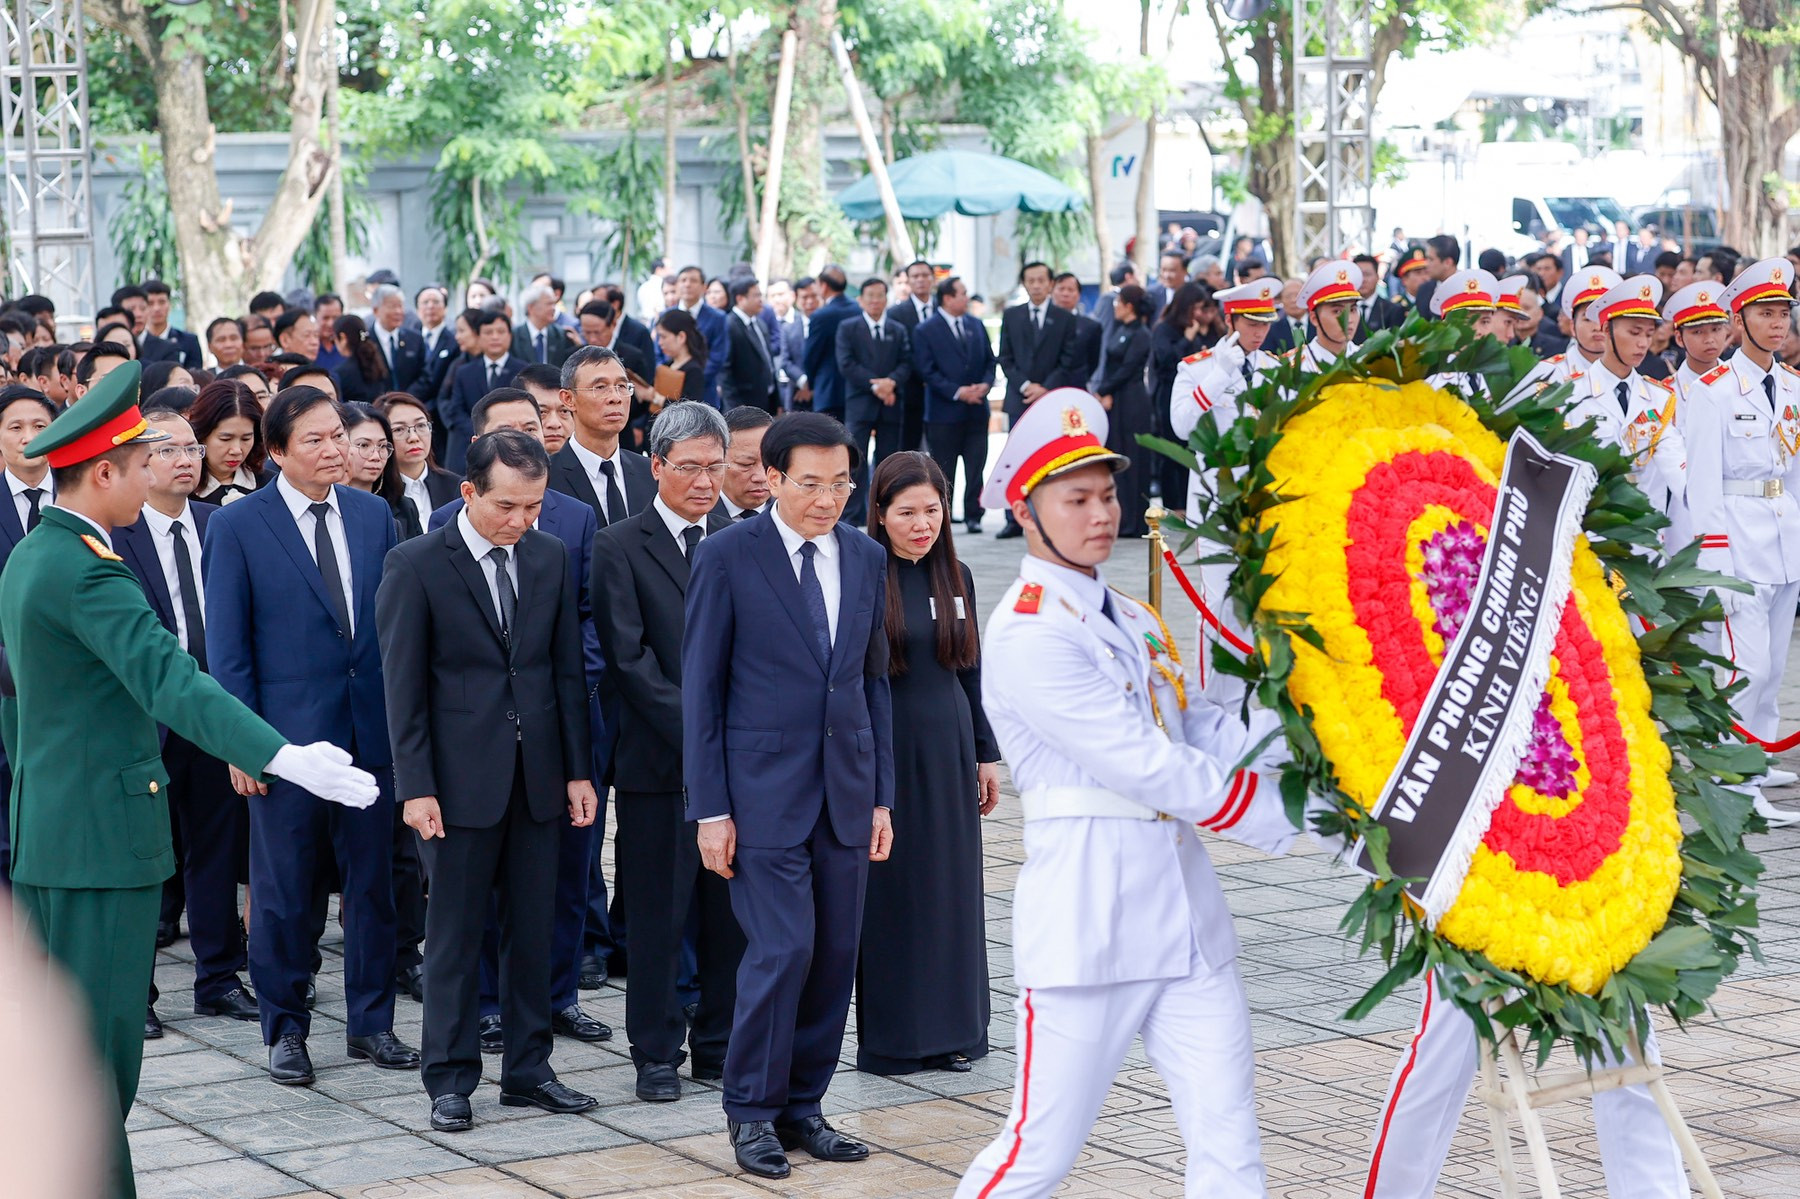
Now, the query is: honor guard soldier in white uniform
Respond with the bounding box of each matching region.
[956,388,1296,1199]
[1289,260,1362,372]
[1506,266,1622,404]
[1682,257,1800,824]
[1169,276,1284,709]
[1427,268,1503,400]
[1660,281,1733,552]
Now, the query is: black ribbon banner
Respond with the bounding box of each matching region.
[1350,429,1596,918]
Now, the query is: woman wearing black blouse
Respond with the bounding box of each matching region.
[331,315,392,405]
[1096,283,1155,536]
[1149,281,1217,518]
[857,452,1001,1076]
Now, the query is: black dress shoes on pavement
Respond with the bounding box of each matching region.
[429,1093,472,1132]
[478,1014,503,1054]
[776,1114,870,1162]
[635,1061,681,1102]
[394,963,424,1002]
[728,1119,790,1179]
[995,523,1025,540]
[304,975,317,1010]
[194,987,260,1021]
[155,920,180,949]
[690,1058,724,1082]
[347,1031,420,1070]
[578,953,606,990]
[269,1033,315,1085]
[552,1004,612,1042]
[499,1079,598,1114]
[144,1007,164,1040]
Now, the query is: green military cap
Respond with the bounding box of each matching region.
[27,360,168,467]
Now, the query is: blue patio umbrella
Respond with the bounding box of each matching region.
[836,149,1085,221]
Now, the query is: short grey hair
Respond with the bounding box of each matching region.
[520,282,554,311]
[479,294,509,314]
[1192,254,1221,273]
[372,284,403,308]
[649,401,728,461]
[561,344,621,390]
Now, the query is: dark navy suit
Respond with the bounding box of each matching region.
[0,477,33,881]
[445,355,523,471]
[204,481,399,1044]
[914,310,998,525]
[801,294,860,419]
[117,503,249,1006]
[682,512,893,1123]
[428,490,603,1016]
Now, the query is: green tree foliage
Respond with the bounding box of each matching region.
[104,144,182,291]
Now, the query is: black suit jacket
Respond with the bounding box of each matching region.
[114,504,212,639]
[375,519,590,828]
[1067,312,1103,382]
[373,326,427,395]
[617,316,656,370]
[777,316,807,406]
[334,355,395,406]
[142,327,202,369]
[412,326,460,405]
[591,505,730,793]
[547,441,654,530]
[835,316,914,426]
[720,313,781,412]
[997,303,1081,420]
[512,321,576,369]
[1262,315,1301,354]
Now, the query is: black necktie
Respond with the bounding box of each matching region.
[488,546,515,646]
[1033,306,1043,333]
[681,525,702,557]
[1615,380,1630,416]
[22,487,42,530]
[735,507,757,521]
[950,318,963,344]
[598,459,626,526]
[308,501,352,633]
[170,518,207,670]
[798,541,831,661]
[1100,588,1122,629]
[872,323,882,343]
[1764,374,1777,417]
[1240,361,1253,385]
[488,360,500,388]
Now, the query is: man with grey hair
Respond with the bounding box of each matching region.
[515,283,575,369]
[592,402,744,1102]
[371,284,426,393]
[1191,254,1226,291]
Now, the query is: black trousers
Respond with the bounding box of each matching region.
[392,802,427,972]
[926,420,989,525]
[418,761,558,1098]
[845,409,903,526]
[151,732,248,1005]
[615,790,743,1068]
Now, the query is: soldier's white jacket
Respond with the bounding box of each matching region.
[1169,332,1279,513]
[1564,361,1687,528]
[983,556,1295,989]
[1684,357,1800,585]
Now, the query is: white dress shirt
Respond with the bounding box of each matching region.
[912,296,933,323]
[141,501,204,648]
[276,474,355,635]
[480,352,510,387]
[864,313,887,339]
[653,495,707,555]
[770,504,840,643]
[378,324,403,367]
[566,437,626,523]
[5,469,52,531]
[420,322,445,358]
[195,465,258,505]
[398,468,433,526]
[720,496,763,521]
[457,509,518,618]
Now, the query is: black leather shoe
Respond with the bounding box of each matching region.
[430,1093,472,1132]
[923,1051,974,1073]
[269,1033,314,1085]
[194,987,260,1021]
[304,976,317,1010]
[552,1004,612,1042]
[394,963,424,1002]
[347,1031,420,1070]
[478,1014,503,1054]
[578,953,606,990]
[155,920,180,949]
[144,1007,164,1040]
[635,1061,681,1102]
[499,1079,597,1114]
[995,523,1024,540]
[728,1119,790,1179]
[776,1114,870,1162]
[691,1058,724,1082]
[966,519,982,536]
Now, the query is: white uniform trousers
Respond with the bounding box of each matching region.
[1364,975,1687,1199]
[956,960,1266,1199]
[1716,580,1800,743]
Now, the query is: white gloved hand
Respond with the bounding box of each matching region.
[267,742,380,809]
[1713,585,1745,619]
[1212,330,1246,376]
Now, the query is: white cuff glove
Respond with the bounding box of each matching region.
[268,742,380,809]
[1213,332,1246,376]
[1713,586,1745,619]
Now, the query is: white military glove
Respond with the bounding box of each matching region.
[1212,330,1246,376]
[267,742,380,809]
[1712,585,1745,619]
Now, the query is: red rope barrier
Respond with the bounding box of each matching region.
[1161,549,1255,655]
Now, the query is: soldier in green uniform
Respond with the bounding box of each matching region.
[0,362,382,1199]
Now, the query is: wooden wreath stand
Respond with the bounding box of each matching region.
[1473,1001,1722,1198]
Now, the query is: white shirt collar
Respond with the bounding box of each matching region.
[734,307,759,326]
[864,313,885,334]
[722,495,760,519]
[276,473,338,520]
[483,351,509,366]
[771,504,837,560]
[566,436,620,483]
[653,494,706,545]
[53,505,111,548]
[5,469,49,500]
[456,508,504,561]
[141,500,195,537]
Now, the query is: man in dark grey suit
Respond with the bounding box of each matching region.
[514,282,577,369]
[995,261,1080,537]
[835,278,913,525]
[720,279,781,413]
[886,260,936,450]
[375,430,598,1133]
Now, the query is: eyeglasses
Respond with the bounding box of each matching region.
[392,419,432,438]
[573,382,633,397]
[785,479,857,498]
[663,462,728,478]
[152,445,206,462]
[352,440,393,457]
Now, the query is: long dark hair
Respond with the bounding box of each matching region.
[1158,281,1211,330]
[342,401,405,506]
[654,308,708,365]
[868,452,978,675]
[187,379,267,474]
[336,314,389,383]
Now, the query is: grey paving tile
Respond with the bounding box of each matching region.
[137,1044,267,1090]
[148,1075,333,1123]
[260,1133,474,1189]
[126,1125,241,1171]
[421,1111,636,1162]
[195,1102,408,1154]
[136,1157,311,1199]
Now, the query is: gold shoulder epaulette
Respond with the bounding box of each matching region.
[1182,349,1211,364]
[80,534,122,562]
[1646,375,1673,391]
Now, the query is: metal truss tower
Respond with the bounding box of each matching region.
[1292,0,1376,266]
[0,0,94,329]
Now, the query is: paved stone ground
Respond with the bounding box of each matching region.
[131,499,1800,1198]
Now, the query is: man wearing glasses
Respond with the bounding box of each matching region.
[115,410,259,1036]
[682,412,895,1180]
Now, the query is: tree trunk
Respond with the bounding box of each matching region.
[247,0,336,294]
[726,29,760,258]
[326,17,350,300]
[148,43,242,322]
[780,0,841,276]
[1133,117,1158,277]
[1717,1,1796,256]
[1087,131,1114,281]
[664,38,678,262]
